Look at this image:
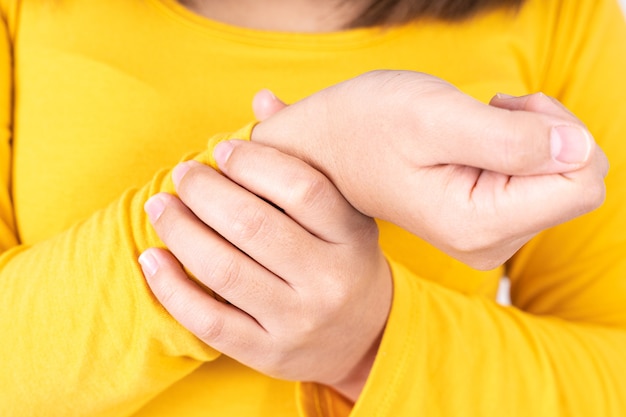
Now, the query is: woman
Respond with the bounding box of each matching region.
[1,0,625,415]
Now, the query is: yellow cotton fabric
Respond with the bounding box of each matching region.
[0,0,625,416]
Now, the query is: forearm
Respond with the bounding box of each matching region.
[249,73,604,270]
[0,198,211,416]
[0,128,253,416]
[299,258,626,416]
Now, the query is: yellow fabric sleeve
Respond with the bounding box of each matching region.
[0,1,16,251]
[297,0,626,415]
[0,120,255,416]
[2,0,625,414]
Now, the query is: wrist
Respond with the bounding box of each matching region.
[329,328,384,403]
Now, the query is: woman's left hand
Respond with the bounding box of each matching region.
[139,141,392,401]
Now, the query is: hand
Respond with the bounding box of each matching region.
[139,142,392,401]
[249,71,608,269]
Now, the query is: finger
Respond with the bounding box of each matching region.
[252,89,288,121]
[144,192,292,319]
[415,90,595,175]
[138,247,271,361]
[490,92,578,123]
[423,148,607,270]
[212,140,376,244]
[472,146,607,247]
[169,163,330,282]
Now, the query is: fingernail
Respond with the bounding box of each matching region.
[172,161,192,187]
[495,92,516,99]
[259,88,277,100]
[551,125,593,164]
[144,195,166,223]
[213,140,235,167]
[138,251,159,278]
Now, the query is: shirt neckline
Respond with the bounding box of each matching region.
[149,0,403,50]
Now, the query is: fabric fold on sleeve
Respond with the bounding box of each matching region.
[0,124,256,417]
[297,256,626,417]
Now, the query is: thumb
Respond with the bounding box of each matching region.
[252,89,288,121]
[489,92,595,173]
[421,91,595,175]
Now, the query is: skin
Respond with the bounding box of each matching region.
[140,73,607,401]
[141,146,391,400]
[177,0,371,32]
[139,0,608,405]
[249,71,607,269]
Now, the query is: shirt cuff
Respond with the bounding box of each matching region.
[296,258,424,417]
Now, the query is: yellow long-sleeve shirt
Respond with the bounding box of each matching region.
[0,0,625,415]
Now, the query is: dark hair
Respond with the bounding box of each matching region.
[350,0,525,27]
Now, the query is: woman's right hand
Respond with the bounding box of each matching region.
[249,71,608,270]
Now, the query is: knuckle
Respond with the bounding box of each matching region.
[309,275,352,317]
[286,171,330,209]
[194,313,227,344]
[324,284,352,312]
[229,203,270,242]
[284,310,327,342]
[199,253,243,296]
[289,293,330,333]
